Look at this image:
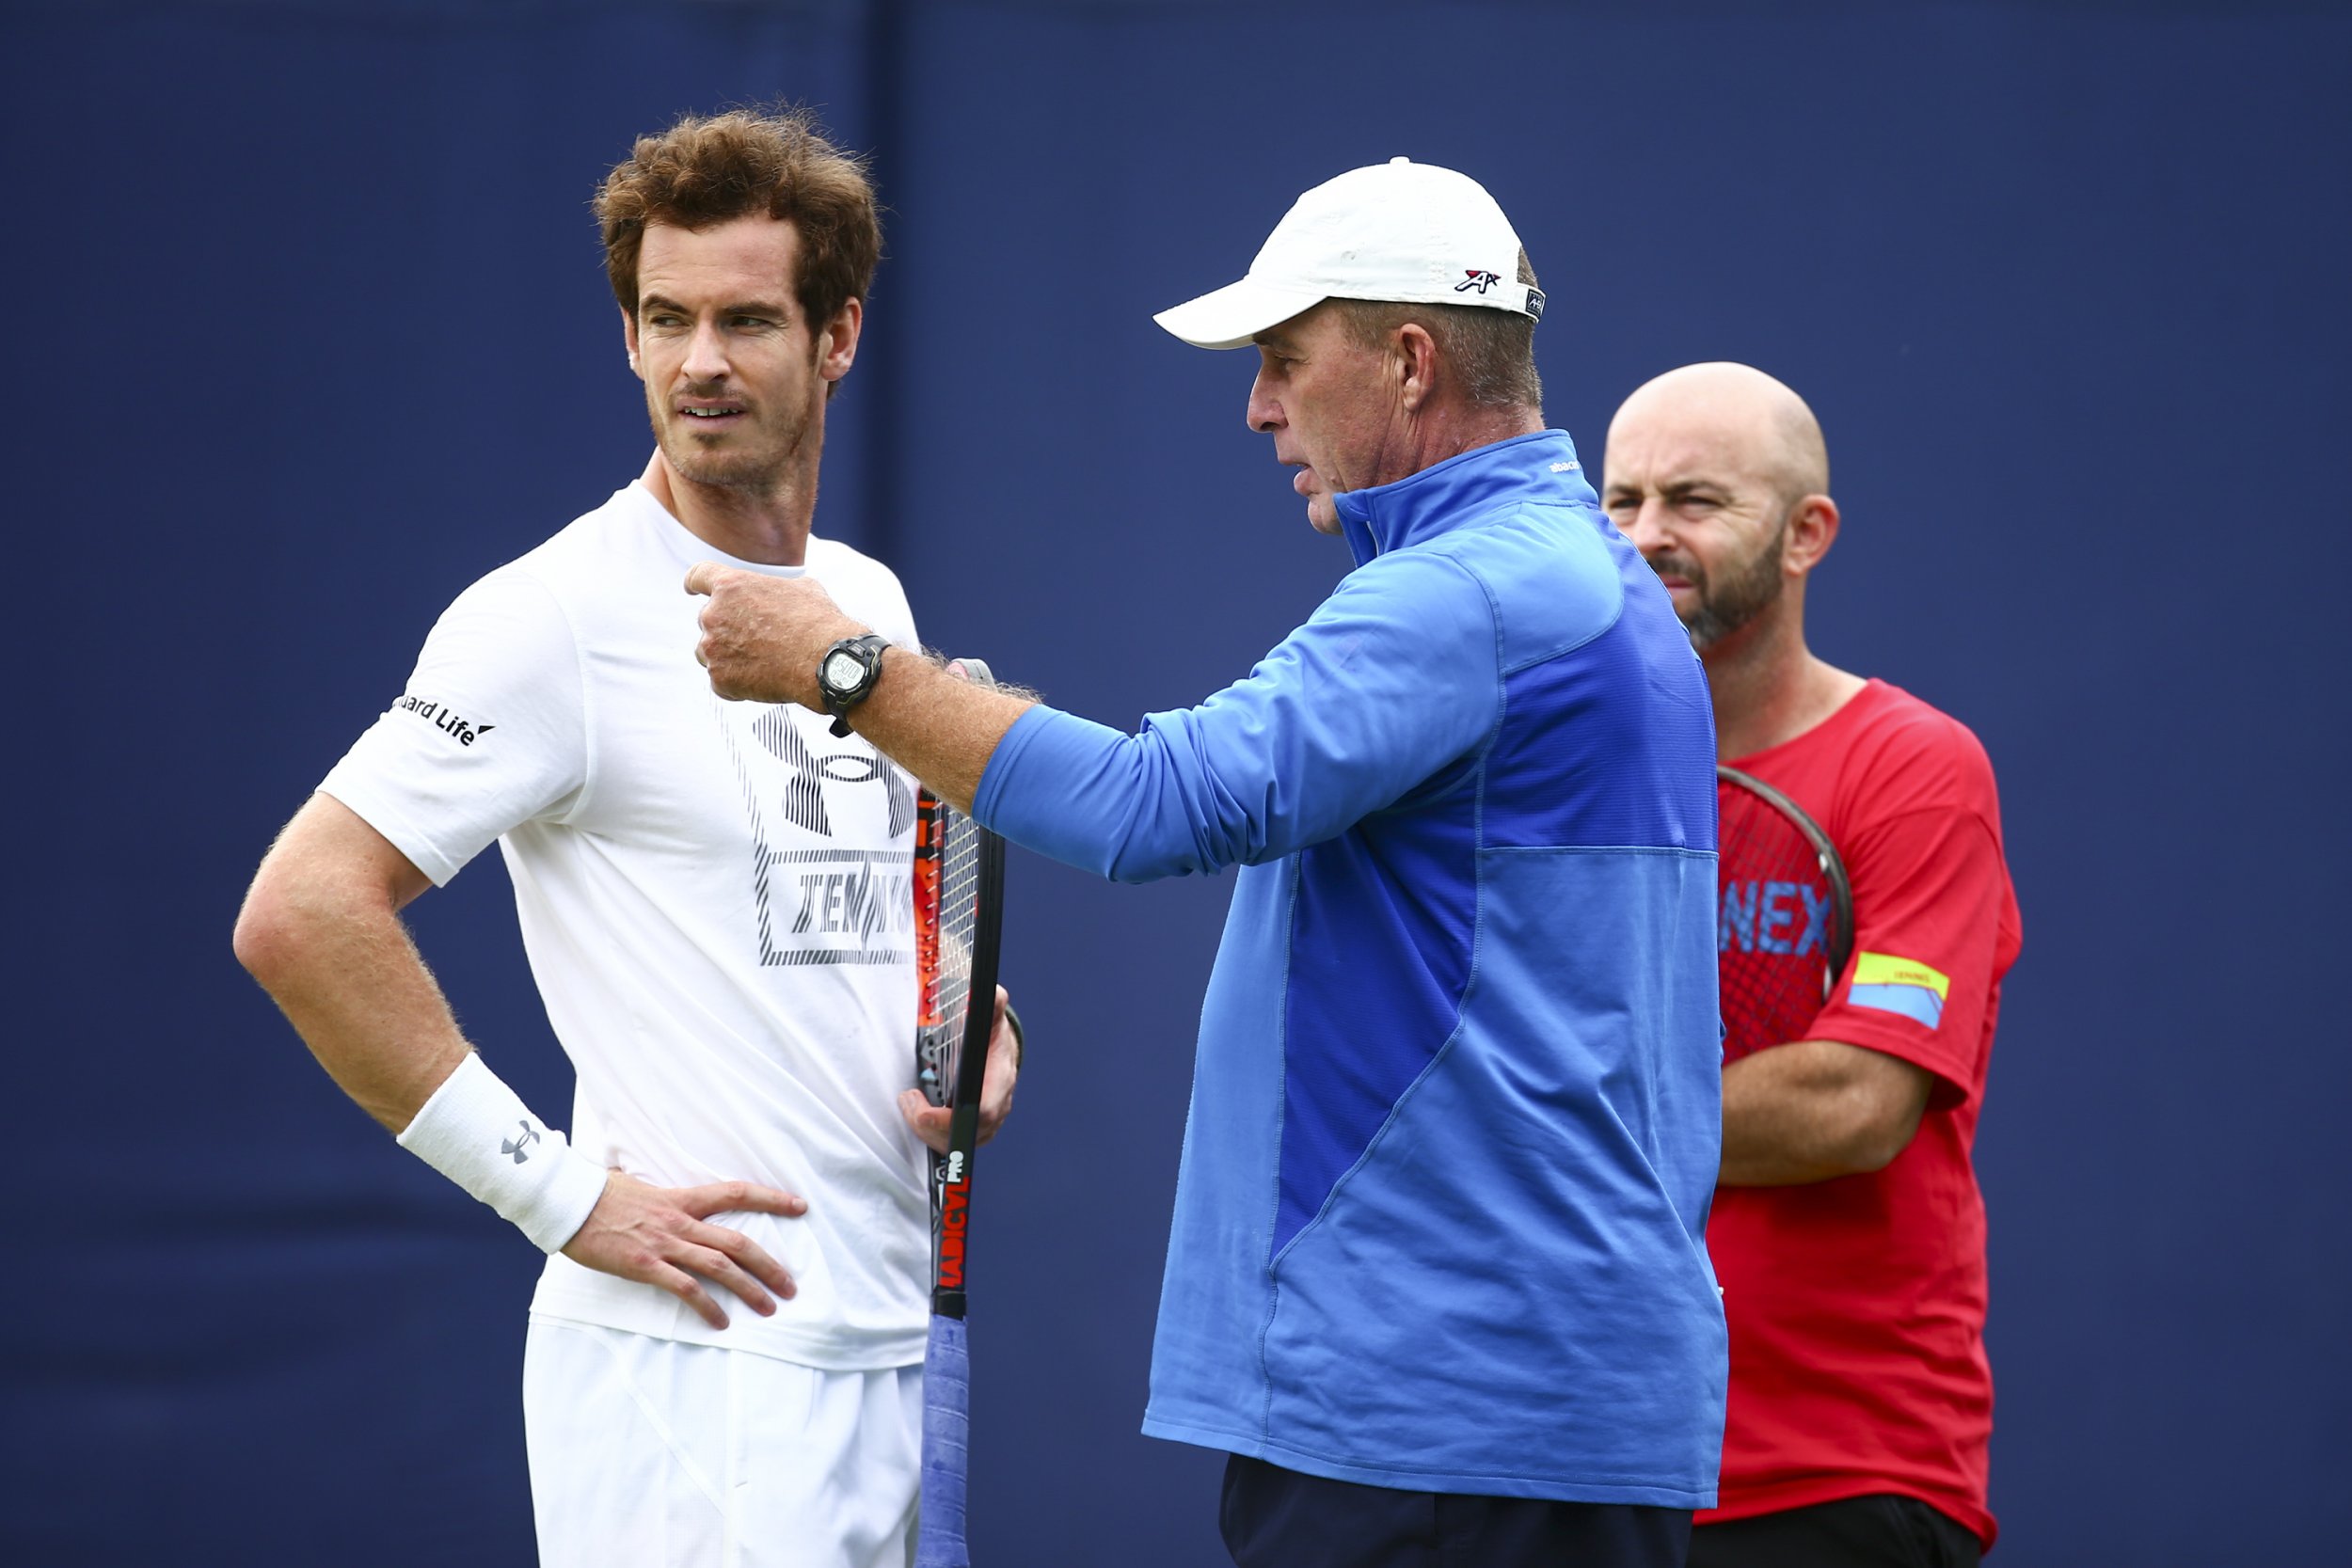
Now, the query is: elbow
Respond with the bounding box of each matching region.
[1841,1134,1903,1177]
[233,863,352,994]
[1079,814,1226,883]
[1104,829,1249,884]
[1101,843,1199,884]
[1836,1103,1925,1175]
[1100,799,1265,882]
[232,877,297,990]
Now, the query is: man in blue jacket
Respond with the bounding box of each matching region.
[687,158,1726,1568]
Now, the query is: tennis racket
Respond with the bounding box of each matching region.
[913,657,1008,1568]
[1715,765,1853,1059]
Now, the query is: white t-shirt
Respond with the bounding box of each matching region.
[322,481,930,1370]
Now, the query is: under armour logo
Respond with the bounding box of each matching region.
[754,708,914,838]
[1454,269,1502,295]
[501,1121,540,1164]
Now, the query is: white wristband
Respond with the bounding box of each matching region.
[396,1053,609,1254]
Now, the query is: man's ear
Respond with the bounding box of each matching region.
[622,305,642,378]
[1394,321,1438,414]
[817,295,865,385]
[1783,493,1841,578]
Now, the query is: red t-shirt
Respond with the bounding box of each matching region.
[1701,678,2022,1549]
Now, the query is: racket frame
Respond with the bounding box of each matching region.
[912,657,1007,1568]
[914,655,1006,1315]
[1716,764,1856,993]
[924,827,1002,1319]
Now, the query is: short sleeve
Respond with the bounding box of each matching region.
[319,568,588,885]
[1807,804,2010,1105]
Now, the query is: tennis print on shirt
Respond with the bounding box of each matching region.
[719,700,917,967]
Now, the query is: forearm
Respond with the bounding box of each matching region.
[685,565,1029,813]
[688,552,1494,868]
[843,646,1034,814]
[1718,1038,1929,1187]
[233,803,471,1132]
[236,801,610,1253]
[244,901,469,1132]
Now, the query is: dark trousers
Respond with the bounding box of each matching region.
[1685,1495,1982,1568]
[1219,1454,1692,1568]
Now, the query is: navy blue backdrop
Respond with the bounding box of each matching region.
[7,2,2347,1563]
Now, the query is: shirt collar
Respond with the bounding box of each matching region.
[1333,429,1591,566]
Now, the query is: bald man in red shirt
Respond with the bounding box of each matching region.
[1602,364,2021,1568]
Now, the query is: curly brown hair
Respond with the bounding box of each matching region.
[595,105,882,331]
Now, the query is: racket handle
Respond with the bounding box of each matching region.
[914,1313,972,1568]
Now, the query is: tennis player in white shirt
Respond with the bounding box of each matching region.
[235,106,1020,1568]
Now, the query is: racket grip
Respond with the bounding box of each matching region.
[914,1313,972,1568]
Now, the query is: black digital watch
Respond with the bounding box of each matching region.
[816,633,892,736]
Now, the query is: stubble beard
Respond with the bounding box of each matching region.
[654,383,821,498]
[1664,519,1787,653]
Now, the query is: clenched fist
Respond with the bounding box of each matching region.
[684,561,864,705]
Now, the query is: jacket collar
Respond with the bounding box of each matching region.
[1334,429,1589,566]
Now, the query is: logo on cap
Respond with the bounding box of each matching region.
[1455,269,1502,295]
[1523,287,1546,322]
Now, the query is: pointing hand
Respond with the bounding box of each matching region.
[685,562,863,705]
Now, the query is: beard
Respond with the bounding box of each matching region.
[651,364,824,494]
[1654,518,1787,652]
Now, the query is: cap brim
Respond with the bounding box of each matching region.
[1152,276,1328,350]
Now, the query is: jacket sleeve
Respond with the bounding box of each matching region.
[972,549,1500,881]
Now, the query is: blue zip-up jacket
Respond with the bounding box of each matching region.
[974,430,1727,1504]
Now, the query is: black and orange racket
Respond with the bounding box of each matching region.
[913,657,1007,1568]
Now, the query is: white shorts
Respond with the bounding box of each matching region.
[522,1316,922,1568]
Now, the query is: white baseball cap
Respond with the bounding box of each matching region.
[1153,156,1545,351]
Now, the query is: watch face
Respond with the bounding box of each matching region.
[822,650,864,691]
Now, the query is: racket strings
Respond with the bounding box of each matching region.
[915,798,986,1111]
